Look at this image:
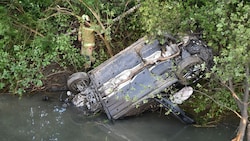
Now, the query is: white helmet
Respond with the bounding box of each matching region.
[82,14,90,22]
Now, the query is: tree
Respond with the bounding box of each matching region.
[139,0,250,140]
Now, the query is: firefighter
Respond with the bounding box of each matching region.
[78,15,96,69]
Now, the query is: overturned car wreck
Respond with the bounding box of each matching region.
[66,36,213,124]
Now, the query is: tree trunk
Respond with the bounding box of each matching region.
[247,124,250,141]
[232,64,249,141]
[235,103,248,141]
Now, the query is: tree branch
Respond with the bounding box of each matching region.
[194,90,242,119]
[112,4,141,23]
[221,81,243,107]
[13,21,45,37]
[41,5,114,57]
[79,0,114,56]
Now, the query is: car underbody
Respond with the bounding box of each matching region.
[66,36,213,124]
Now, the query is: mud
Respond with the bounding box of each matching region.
[42,63,73,92]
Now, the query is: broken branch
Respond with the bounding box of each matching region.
[112,4,141,23]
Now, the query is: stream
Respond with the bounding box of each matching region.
[0,92,237,141]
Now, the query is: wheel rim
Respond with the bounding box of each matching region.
[182,63,202,84]
[67,72,89,92]
[69,79,89,92]
[176,56,203,85]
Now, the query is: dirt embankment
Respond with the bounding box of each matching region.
[42,63,73,93]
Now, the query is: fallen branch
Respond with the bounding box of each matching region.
[45,70,71,78]
[112,4,141,23]
[13,21,45,37]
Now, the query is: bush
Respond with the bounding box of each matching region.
[0,1,91,95]
[139,0,250,122]
[0,0,143,95]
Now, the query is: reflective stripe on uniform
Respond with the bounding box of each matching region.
[83,43,95,47]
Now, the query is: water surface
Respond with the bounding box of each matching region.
[0,93,237,141]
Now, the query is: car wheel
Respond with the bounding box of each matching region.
[67,72,90,92]
[176,56,203,85]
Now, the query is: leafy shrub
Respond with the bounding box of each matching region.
[139,0,250,122]
[0,0,143,95]
[0,1,90,95]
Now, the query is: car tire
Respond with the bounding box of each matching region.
[176,56,203,85]
[67,72,90,92]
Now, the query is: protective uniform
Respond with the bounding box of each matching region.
[78,15,95,68]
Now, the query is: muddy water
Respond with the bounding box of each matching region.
[0,92,236,141]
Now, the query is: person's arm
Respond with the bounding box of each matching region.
[78,24,82,41]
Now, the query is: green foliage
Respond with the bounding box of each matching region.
[0,0,94,95]
[211,1,250,81]
[99,0,144,51]
[188,0,249,122]
[186,81,238,123]
[0,0,143,95]
[139,0,182,38]
[139,0,250,122]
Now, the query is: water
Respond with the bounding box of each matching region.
[0,93,237,141]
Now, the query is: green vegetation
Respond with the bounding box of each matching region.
[1,0,250,138]
[139,0,249,139]
[0,0,142,95]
